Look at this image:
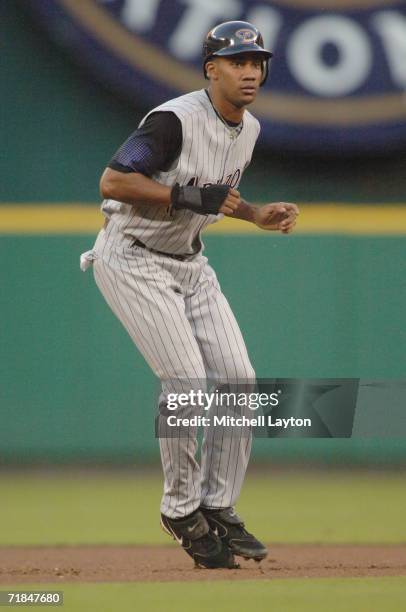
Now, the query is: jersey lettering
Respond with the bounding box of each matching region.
[202,169,241,189]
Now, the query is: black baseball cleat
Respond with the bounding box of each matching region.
[160,510,239,569]
[200,507,268,562]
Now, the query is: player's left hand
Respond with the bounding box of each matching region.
[254,203,299,233]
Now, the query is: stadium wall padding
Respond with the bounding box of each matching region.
[1,234,405,464]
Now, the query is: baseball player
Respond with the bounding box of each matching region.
[81,20,298,569]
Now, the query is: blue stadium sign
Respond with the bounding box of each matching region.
[29,0,406,153]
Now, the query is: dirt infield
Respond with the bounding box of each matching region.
[1,544,405,583]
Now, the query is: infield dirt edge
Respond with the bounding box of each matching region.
[1,543,406,584]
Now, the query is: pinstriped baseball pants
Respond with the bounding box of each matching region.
[92,225,255,519]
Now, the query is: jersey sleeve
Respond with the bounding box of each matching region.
[108,112,183,176]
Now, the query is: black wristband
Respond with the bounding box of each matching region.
[170,183,230,216]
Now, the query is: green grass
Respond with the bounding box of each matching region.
[0,470,405,545]
[2,578,406,612]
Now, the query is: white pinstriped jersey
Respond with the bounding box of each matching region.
[101,89,260,255]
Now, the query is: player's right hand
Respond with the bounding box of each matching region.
[219,188,240,215]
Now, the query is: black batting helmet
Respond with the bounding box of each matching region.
[203,21,273,86]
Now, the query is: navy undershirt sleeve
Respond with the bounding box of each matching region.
[108,112,183,177]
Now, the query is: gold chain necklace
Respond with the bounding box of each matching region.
[206,91,243,140]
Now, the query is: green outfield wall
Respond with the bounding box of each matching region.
[1,233,405,464]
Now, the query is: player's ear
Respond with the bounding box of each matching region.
[206,60,218,81]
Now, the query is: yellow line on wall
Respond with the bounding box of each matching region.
[0,204,406,235]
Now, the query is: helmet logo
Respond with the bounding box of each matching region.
[235,29,257,44]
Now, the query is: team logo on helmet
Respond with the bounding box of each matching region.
[235,29,257,44]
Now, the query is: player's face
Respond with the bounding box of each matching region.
[209,54,264,108]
